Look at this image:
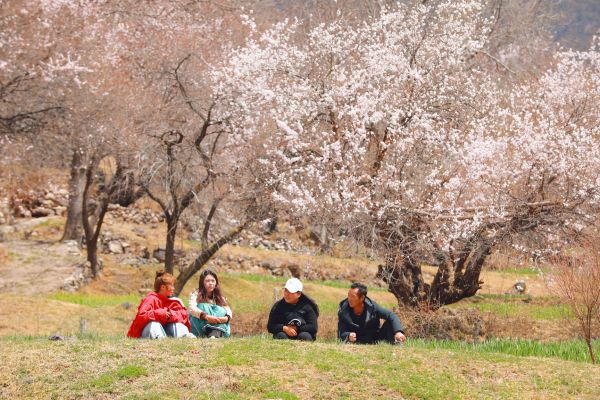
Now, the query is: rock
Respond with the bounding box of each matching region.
[140,247,150,259]
[514,280,527,294]
[31,207,53,217]
[17,206,32,218]
[132,227,146,238]
[121,302,132,310]
[285,263,302,278]
[53,206,67,216]
[40,199,55,207]
[259,218,278,234]
[0,225,16,235]
[44,192,57,202]
[121,258,141,266]
[48,335,65,341]
[153,248,166,263]
[108,240,124,254]
[67,248,81,256]
[260,258,281,271]
[188,231,202,241]
[61,262,93,292]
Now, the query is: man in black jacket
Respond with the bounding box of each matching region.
[338,282,406,344]
[267,278,319,341]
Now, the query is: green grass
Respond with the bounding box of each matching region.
[222,272,388,291]
[33,217,64,230]
[48,292,142,307]
[409,338,600,363]
[496,267,544,275]
[224,273,287,284]
[87,364,148,391]
[1,336,598,399]
[451,301,572,321]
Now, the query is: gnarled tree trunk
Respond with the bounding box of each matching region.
[378,242,491,310]
[377,203,562,309]
[62,149,86,241]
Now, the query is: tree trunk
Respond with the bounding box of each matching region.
[586,337,597,364]
[379,242,491,310]
[88,202,108,278]
[378,253,430,308]
[61,149,86,241]
[174,223,246,296]
[81,160,108,279]
[164,216,178,274]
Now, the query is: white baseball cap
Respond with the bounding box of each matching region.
[284,277,303,293]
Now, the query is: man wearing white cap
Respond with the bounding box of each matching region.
[267,277,320,341]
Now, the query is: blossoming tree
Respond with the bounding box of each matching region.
[219,0,600,308]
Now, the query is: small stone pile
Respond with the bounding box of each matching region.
[100,230,132,255]
[8,186,68,219]
[232,230,301,253]
[0,197,9,225]
[107,204,164,225]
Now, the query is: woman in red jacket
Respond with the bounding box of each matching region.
[127,270,194,339]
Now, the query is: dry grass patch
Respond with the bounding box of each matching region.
[0,294,133,337]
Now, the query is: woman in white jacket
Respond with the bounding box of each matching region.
[188,269,232,338]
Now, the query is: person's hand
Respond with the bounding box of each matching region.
[166,309,172,321]
[206,315,220,324]
[394,331,406,344]
[283,325,298,337]
[199,311,207,320]
[348,332,357,343]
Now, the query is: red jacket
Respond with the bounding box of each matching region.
[127,292,191,338]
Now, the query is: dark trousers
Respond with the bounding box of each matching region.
[205,328,224,338]
[376,320,397,344]
[356,321,397,344]
[273,331,315,341]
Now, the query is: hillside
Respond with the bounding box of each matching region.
[1,336,599,399]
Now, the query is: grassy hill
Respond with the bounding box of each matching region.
[2,336,599,399]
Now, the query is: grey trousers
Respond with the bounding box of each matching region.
[140,321,193,339]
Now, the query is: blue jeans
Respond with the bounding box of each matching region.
[140,321,193,339]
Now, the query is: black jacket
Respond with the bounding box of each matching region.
[337,296,404,344]
[267,295,318,336]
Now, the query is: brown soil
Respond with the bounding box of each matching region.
[0,239,83,295]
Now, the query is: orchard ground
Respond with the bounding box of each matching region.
[0,214,598,399]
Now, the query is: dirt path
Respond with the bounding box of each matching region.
[0,239,83,295]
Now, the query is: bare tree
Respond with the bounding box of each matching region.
[81,155,142,277]
[548,240,600,364]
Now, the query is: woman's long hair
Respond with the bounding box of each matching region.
[300,293,320,317]
[197,269,228,307]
